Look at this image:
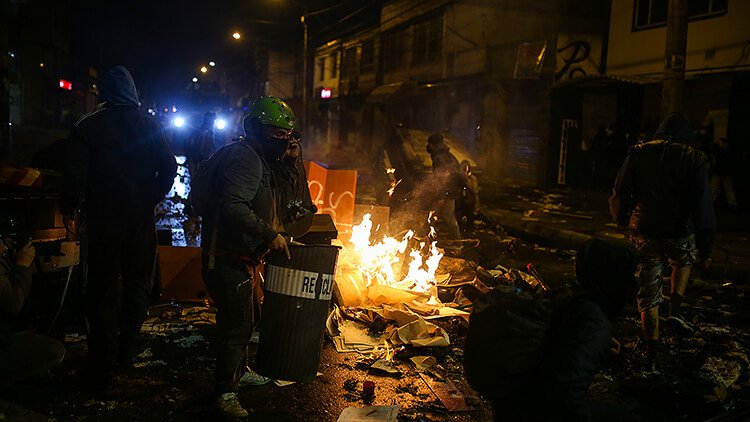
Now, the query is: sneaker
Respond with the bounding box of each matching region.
[238,368,272,387]
[666,315,695,336]
[217,392,248,418]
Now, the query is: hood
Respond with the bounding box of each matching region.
[426,142,450,155]
[575,239,636,319]
[653,112,695,144]
[99,65,140,106]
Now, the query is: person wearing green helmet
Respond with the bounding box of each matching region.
[196,95,295,418]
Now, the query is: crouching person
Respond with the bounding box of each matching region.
[0,213,65,385]
[465,239,636,421]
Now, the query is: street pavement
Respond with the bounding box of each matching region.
[480,181,750,283]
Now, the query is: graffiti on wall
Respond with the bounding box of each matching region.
[555,34,603,81]
[304,161,357,237]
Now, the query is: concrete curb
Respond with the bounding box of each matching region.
[484,208,749,282]
[484,209,595,251]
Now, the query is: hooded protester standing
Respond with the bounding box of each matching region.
[425,133,464,239]
[61,65,177,390]
[196,96,293,417]
[609,112,715,369]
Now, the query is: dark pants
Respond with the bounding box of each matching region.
[84,217,156,373]
[203,256,262,394]
[0,332,65,384]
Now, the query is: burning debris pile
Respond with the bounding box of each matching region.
[326,213,543,357]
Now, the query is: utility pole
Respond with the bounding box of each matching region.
[660,0,689,118]
[301,13,308,130]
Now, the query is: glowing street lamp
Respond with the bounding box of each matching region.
[208,61,216,67]
[192,77,198,83]
[232,32,241,40]
[200,66,208,73]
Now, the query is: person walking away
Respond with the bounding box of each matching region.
[61,65,177,391]
[609,112,715,370]
[425,133,464,239]
[0,213,65,385]
[711,136,740,212]
[195,96,293,418]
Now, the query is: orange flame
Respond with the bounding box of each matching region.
[347,214,442,293]
[387,179,402,197]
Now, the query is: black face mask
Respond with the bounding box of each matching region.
[259,136,290,161]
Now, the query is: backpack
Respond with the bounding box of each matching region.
[464,285,552,398]
[191,141,248,217]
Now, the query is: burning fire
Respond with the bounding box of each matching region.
[347,213,442,293]
[387,179,402,197]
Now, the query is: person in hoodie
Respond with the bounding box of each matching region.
[466,239,636,421]
[425,132,464,239]
[61,65,177,390]
[199,96,293,418]
[609,112,715,368]
[533,239,636,421]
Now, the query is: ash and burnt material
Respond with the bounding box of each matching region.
[257,244,340,381]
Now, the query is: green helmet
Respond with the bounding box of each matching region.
[247,96,295,130]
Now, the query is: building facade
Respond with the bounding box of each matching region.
[308,0,610,186]
[550,0,750,194]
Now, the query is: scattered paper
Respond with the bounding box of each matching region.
[336,405,399,422]
[274,372,323,387]
[172,334,206,348]
[410,356,437,372]
[391,318,450,347]
[367,285,422,306]
[133,359,167,368]
[371,358,400,375]
[136,348,153,359]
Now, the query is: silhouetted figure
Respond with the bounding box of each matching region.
[185,112,217,178]
[61,65,177,391]
[466,239,636,421]
[610,112,715,369]
[425,133,464,239]
[711,136,740,211]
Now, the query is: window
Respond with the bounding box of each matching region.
[361,39,374,73]
[341,47,357,80]
[331,52,339,79]
[383,30,407,72]
[318,57,326,81]
[413,17,443,66]
[633,0,728,30]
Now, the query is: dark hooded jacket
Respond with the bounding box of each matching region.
[467,239,635,421]
[426,142,465,200]
[61,66,177,219]
[609,112,715,259]
[533,239,636,421]
[200,138,279,264]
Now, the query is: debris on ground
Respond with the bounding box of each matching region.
[337,405,399,422]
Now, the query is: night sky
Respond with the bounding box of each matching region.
[70,0,380,106]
